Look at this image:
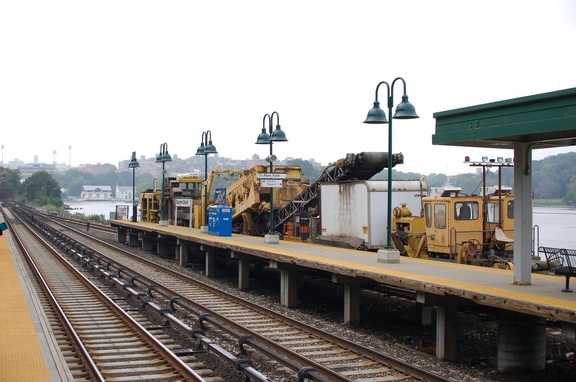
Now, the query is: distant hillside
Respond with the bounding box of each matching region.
[368,152,576,204]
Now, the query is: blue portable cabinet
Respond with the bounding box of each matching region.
[208,206,218,235]
[208,205,232,236]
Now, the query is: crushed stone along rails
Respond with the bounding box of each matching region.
[5,207,224,381]
[11,203,576,382]
[14,204,455,382]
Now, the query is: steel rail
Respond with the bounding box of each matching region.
[40,210,455,382]
[6,209,207,381]
[5,216,105,381]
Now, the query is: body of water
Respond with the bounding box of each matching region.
[65,200,133,220]
[64,200,576,250]
[533,205,576,250]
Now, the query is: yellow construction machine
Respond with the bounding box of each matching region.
[191,169,248,229]
[392,157,516,269]
[140,173,203,225]
[392,187,515,269]
[139,166,306,233]
[210,165,306,235]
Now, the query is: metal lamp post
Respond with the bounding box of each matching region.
[195,131,217,233]
[128,151,140,222]
[364,78,418,258]
[256,111,288,244]
[156,142,172,226]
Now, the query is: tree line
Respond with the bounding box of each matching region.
[1,152,575,207]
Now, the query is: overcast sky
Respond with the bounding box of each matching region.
[1,0,575,175]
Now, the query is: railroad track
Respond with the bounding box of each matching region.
[46,213,117,234]
[4,206,221,381]
[13,205,456,382]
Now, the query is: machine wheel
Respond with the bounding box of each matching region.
[467,238,482,248]
[457,239,482,264]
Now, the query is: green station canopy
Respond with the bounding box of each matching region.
[432,87,576,150]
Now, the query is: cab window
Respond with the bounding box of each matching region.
[487,202,501,223]
[507,200,514,219]
[424,203,432,228]
[455,202,478,220]
[434,203,446,229]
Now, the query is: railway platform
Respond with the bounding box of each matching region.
[2,211,574,376]
[0,231,73,381]
[113,220,576,372]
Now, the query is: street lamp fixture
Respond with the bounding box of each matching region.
[156,142,172,226]
[256,111,288,244]
[364,78,418,259]
[195,130,218,233]
[128,151,140,222]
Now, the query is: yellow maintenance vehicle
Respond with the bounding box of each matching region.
[190,169,246,229]
[392,187,515,268]
[139,166,307,233]
[193,152,398,237]
[219,165,305,234]
[140,152,398,240]
[391,158,516,269]
[140,173,203,225]
[217,152,403,239]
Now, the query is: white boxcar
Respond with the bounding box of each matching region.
[320,180,427,250]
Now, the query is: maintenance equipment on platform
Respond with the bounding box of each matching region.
[140,152,401,240]
[140,173,203,225]
[390,157,518,269]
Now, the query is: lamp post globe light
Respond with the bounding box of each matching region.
[364,78,418,262]
[256,111,288,244]
[195,131,217,233]
[128,151,140,222]
[156,142,172,227]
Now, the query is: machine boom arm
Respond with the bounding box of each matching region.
[274,152,402,230]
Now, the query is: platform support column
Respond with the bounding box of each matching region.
[128,232,139,247]
[416,291,438,327]
[142,234,154,251]
[280,269,298,307]
[156,234,169,257]
[562,322,576,339]
[417,303,433,326]
[178,239,189,267]
[497,310,546,373]
[117,227,127,243]
[202,245,216,277]
[231,251,251,291]
[270,261,298,308]
[513,142,533,285]
[332,274,360,326]
[174,242,180,262]
[435,296,458,361]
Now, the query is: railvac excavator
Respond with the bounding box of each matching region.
[212,151,402,236]
[140,151,401,236]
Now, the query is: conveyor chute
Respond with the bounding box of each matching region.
[274,152,402,230]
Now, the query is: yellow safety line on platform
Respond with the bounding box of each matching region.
[0,234,51,381]
[345,259,576,309]
[246,243,576,310]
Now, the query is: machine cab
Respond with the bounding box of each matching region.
[423,188,484,258]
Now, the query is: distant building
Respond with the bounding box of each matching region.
[5,158,25,170]
[18,162,57,180]
[116,185,133,200]
[80,186,112,200]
